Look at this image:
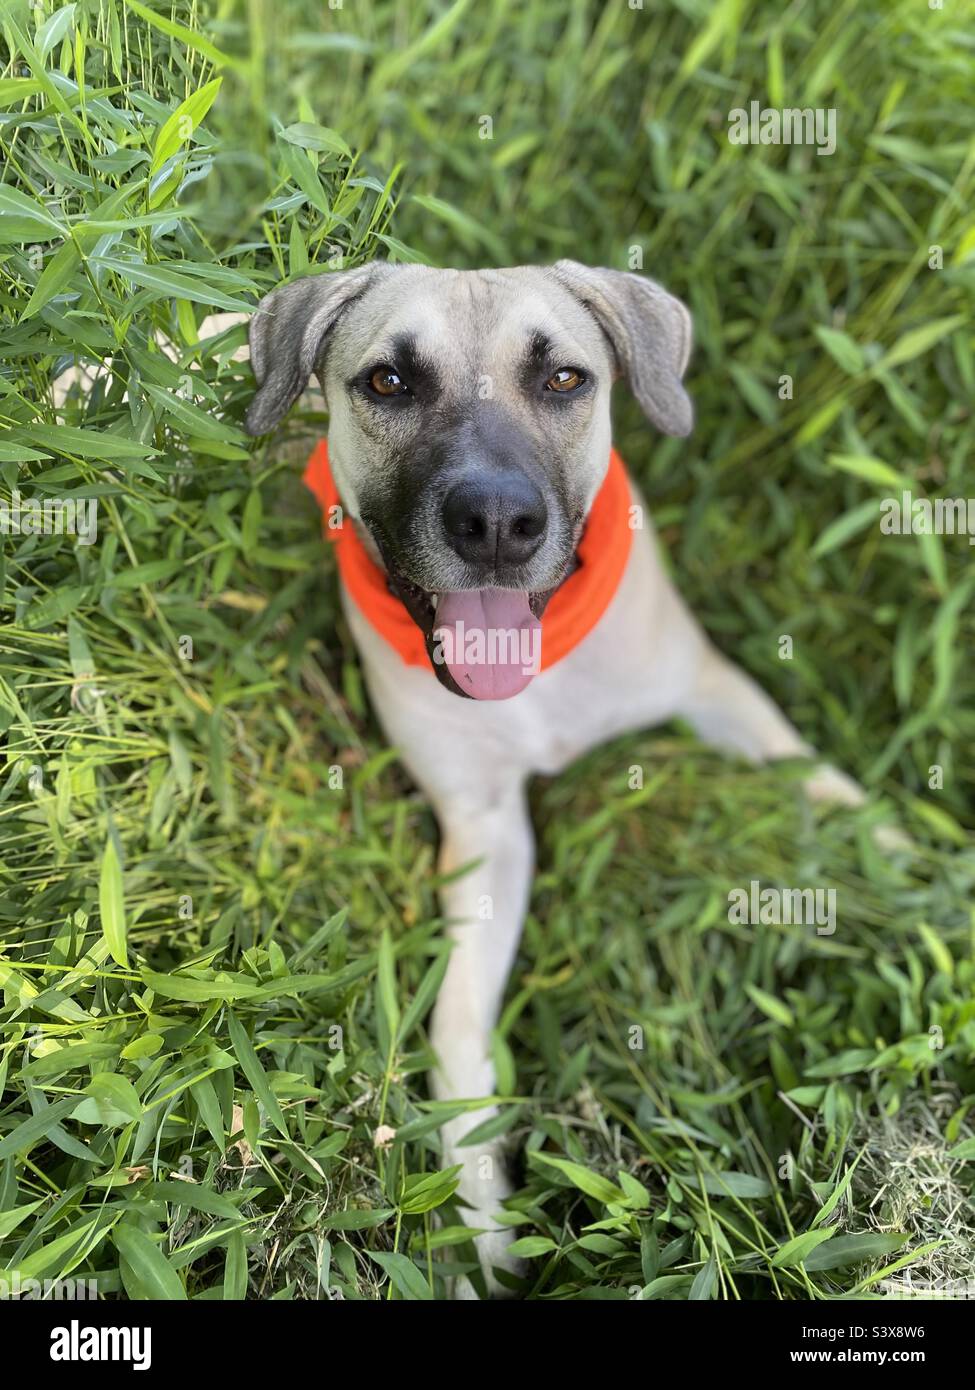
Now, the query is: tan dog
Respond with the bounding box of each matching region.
[245,262,887,1297]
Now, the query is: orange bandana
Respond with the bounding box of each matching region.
[302,440,633,676]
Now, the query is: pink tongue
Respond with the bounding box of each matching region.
[434,589,541,700]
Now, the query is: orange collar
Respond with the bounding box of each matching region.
[302,441,633,673]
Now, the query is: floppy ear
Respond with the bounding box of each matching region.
[550,260,693,437]
[245,262,390,436]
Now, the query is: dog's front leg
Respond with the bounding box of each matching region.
[679,645,908,846]
[428,779,532,1298]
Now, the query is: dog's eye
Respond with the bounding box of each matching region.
[368,367,409,397]
[545,368,584,393]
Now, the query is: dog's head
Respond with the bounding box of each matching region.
[245,262,693,699]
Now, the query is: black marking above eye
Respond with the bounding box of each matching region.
[353,332,437,402]
[525,330,552,371]
[521,329,591,398]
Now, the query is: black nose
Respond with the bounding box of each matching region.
[442,473,548,568]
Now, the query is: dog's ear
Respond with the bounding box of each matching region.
[245,262,389,436]
[550,260,693,437]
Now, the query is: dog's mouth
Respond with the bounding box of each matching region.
[382,563,562,701]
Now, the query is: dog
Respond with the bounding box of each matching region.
[244,261,889,1297]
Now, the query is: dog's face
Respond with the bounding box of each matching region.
[246,261,693,699]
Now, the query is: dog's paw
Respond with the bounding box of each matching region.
[450,1226,525,1300]
[869,822,914,854]
[802,763,913,855]
[802,762,866,810]
[442,1126,525,1298]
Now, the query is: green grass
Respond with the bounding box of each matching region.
[0,0,973,1300]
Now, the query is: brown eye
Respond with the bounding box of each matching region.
[369,367,408,397]
[545,368,584,393]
